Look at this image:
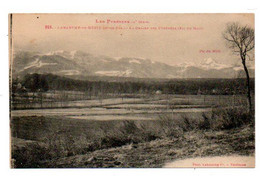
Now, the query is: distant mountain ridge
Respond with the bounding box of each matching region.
[11,50,255,79]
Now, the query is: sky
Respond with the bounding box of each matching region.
[11,13,254,66]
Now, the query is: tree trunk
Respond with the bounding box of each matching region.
[242,59,252,112]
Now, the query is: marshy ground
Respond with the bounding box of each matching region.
[10,94,254,168]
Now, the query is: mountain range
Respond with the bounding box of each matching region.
[11,50,255,79]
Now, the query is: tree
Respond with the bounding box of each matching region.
[223,22,254,112]
[23,73,49,92]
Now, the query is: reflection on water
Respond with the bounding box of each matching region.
[11,105,212,121]
[11,95,246,121]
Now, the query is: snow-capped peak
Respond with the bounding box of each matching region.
[200,58,231,70]
[23,58,57,70]
[113,56,122,61]
[177,62,195,68]
[44,50,81,59]
[45,50,66,56]
[176,58,233,71]
[129,59,141,64]
[69,50,78,58]
[201,58,217,66]
[95,69,133,77]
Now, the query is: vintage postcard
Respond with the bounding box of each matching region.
[9,13,255,168]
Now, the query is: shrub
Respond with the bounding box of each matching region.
[138,122,161,141]
[157,107,254,132]
[100,132,132,148]
[99,120,161,148]
[43,129,76,158]
[12,106,254,168]
[157,115,183,138]
[198,113,211,130]
[12,143,51,168]
[210,107,254,130]
[179,115,198,131]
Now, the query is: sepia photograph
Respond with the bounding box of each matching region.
[9,13,255,168]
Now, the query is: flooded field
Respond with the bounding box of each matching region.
[10,94,250,158]
[11,94,226,142]
[10,89,254,168]
[11,94,247,121]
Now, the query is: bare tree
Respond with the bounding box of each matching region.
[223,22,254,112]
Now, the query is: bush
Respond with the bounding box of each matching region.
[210,108,254,130]
[179,115,198,131]
[43,129,76,158]
[99,120,161,148]
[157,107,254,133]
[198,113,211,130]
[157,115,183,138]
[12,107,254,168]
[12,143,51,168]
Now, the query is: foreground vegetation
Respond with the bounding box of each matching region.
[11,107,254,168]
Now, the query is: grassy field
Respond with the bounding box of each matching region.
[40,125,254,168]
[10,94,254,168]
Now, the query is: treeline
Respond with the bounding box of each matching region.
[12,73,254,95]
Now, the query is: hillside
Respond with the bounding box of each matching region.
[11,50,255,79]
